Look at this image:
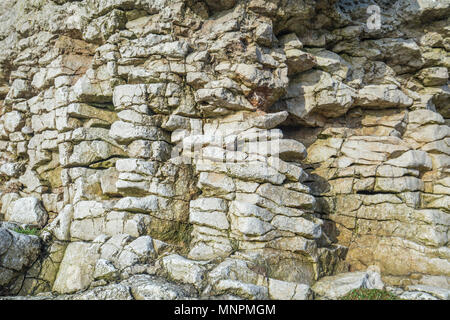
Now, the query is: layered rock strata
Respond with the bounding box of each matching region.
[0,0,448,299]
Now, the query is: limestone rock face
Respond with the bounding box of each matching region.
[0,0,449,300]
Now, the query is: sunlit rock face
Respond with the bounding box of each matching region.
[0,0,448,300]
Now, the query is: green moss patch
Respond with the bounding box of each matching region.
[340,288,399,300]
[13,226,41,236]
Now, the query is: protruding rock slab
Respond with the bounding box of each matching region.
[312,268,384,300]
[6,197,48,228]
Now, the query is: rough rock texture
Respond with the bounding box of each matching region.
[0,0,449,299]
[311,266,384,300]
[0,226,41,295]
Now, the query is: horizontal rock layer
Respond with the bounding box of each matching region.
[0,0,448,299]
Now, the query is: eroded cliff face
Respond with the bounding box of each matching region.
[0,0,448,299]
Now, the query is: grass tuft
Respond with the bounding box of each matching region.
[13,226,41,236]
[340,288,399,300]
